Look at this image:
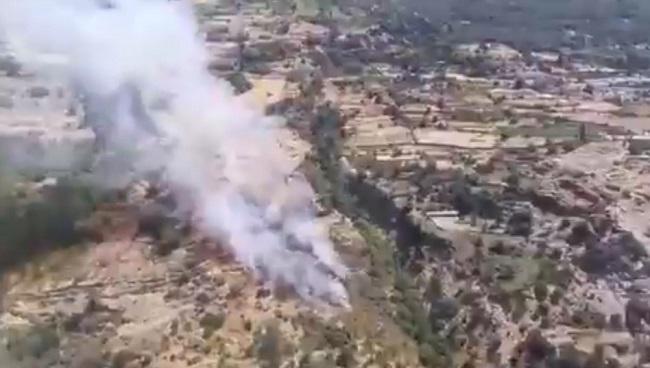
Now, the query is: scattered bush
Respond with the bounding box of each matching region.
[533,282,548,302]
[4,323,59,361]
[357,221,451,367]
[393,269,451,367]
[357,221,395,283]
[253,321,284,368]
[549,288,564,306]
[0,176,98,270]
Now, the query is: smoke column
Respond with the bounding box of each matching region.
[0,0,348,306]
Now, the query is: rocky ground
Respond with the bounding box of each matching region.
[4,0,650,367]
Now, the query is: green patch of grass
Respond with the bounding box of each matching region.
[356,220,395,284]
[393,270,451,367]
[537,258,573,288]
[295,312,357,367]
[296,0,338,19]
[482,255,540,293]
[356,221,452,367]
[3,322,59,361]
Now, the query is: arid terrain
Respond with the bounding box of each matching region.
[3,0,650,367]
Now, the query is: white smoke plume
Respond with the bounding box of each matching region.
[0,0,348,306]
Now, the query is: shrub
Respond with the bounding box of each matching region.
[393,269,451,367]
[0,177,98,270]
[253,321,284,368]
[533,282,548,302]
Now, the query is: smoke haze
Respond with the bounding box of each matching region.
[0,0,348,306]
